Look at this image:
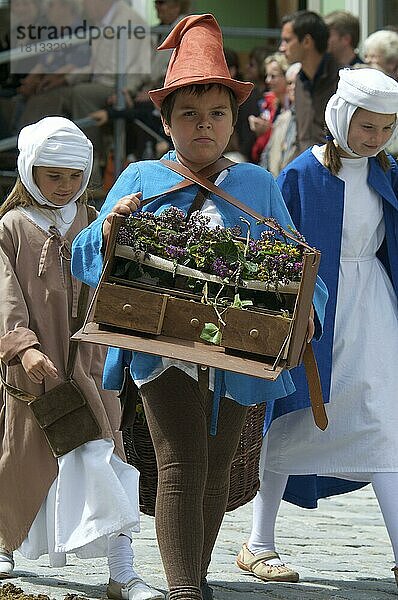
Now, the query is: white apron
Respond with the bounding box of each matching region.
[265,149,398,479]
[18,439,140,565]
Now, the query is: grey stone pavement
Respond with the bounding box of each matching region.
[2,485,397,600]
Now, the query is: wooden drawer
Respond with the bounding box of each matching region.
[161,296,216,342]
[94,283,168,334]
[222,308,292,357]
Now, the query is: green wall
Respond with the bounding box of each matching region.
[148,0,351,52]
[321,0,345,13]
[191,0,268,27]
[189,0,273,52]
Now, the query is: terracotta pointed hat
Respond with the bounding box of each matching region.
[149,13,253,109]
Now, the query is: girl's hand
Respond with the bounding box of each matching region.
[307,305,315,343]
[102,193,142,243]
[19,348,58,384]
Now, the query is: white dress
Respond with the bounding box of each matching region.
[265,147,398,480]
[18,439,140,565]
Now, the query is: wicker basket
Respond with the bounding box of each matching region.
[122,402,266,516]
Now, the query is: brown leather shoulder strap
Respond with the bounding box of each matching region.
[138,157,236,210]
[186,169,225,219]
[0,365,36,403]
[303,343,328,430]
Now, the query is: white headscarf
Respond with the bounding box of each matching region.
[325,68,398,158]
[17,116,93,208]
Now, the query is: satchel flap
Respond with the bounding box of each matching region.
[28,381,86,428]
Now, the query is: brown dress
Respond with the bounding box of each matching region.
[0,204,124,552]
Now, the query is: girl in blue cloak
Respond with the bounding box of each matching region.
[237,67,398,588]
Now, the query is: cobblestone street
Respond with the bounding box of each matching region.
[2,485,397,599]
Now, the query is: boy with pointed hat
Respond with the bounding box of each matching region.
[72,14,327,600]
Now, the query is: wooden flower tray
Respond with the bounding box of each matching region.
[74,215,321,381]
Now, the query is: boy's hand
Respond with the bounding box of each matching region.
[102,193,142,243]
[19,348,58,383]
[307,305,315,343]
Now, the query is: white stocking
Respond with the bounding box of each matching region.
[370,472,398,566]
[107,533,140,584]
[247,435,288,564]
[248,468,288,558]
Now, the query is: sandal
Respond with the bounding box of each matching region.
[236,543,299,583]
[107,577,164,600]
[0,551,14,579]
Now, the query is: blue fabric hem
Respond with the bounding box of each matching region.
[283,475,369,509]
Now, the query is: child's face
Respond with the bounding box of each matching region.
[161,87,234,172]
[345,108,396,157]
[34,166,84,205]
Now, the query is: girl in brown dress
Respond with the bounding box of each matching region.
[0,117,163,600]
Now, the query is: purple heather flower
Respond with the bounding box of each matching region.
[157,207,186,232]
[249,239,259,253]
[211,257,230,278]
[230,225,242,237]
[165,245,187,259]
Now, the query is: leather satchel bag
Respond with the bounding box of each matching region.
[28,378,101,458]
[1,282,101,458]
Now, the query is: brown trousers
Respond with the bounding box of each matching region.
[140,367,247,596]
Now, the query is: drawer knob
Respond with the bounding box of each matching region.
[122,303,133,314]
[249,328,259,339]
[190,318,200,328]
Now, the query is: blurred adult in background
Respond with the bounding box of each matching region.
[259,62,301,176]
[363,29,398,157]
[324,10,364,66]
[90,88,170,167]
[15,0,90,133]
[150,0,192,90]
[224,48,243,84]
[0,0,44,138]
[17,0,147,132]
[249,53,289,163]
[0,0,43,97]
[222,47,253,161]
[19,0,90,96]
[90,0,191,168]
[363,29,398,81]
[228,45,273,162]
[245,46,273,97]
[279,10,339,154]
[225,43,276,161]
